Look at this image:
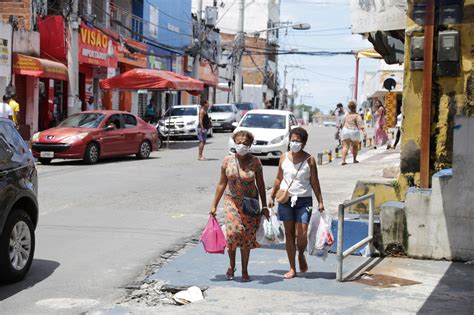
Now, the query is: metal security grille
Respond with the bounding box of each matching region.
[138,93,147,118]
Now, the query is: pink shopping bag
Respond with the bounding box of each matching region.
[201,216,226,254]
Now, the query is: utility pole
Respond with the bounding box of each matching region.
[281,65,304,109]
[234,0,245,103]
[67,0,80,115]
[191,0,203,103]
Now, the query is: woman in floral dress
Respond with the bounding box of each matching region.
[210,131,269,282]
[374,102,388,146]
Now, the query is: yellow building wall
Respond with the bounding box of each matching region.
[399,0,474,194]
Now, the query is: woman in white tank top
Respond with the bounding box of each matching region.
[268,127,325,279]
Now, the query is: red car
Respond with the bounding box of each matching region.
[31,110,159,165]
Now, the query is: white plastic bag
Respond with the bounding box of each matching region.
[307,210,321,253]
[309,212,334,260]
[258,210,284,245]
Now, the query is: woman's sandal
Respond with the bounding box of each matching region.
[226,267,236,280]
[341,162,347,166]
[353,160,359,164]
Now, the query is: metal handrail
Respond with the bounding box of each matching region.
[336,192,375,282]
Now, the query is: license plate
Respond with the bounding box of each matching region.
[213,122,221,127]
[40,151,54,158]
[251,148,262,154]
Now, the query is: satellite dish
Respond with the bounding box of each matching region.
[383,78,397,91]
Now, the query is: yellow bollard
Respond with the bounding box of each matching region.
[328,150,332,163]
[335,147,340,159]
[368,138,373,146]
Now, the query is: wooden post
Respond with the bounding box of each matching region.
[420,0,435,188]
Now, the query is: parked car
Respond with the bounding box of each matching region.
[31,110,159,165]
[0,118,38,283]
[157,105,213,140]
[208,103,242,131]
[228,109,299,161]
[234,102,257,117]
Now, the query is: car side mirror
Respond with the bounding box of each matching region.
[291,125,299,130]
[232,122,238,127]
[105,125,115,131]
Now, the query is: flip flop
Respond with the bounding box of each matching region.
[283,271,297,279]
[226,267,236,280]
[241,274,251,282]
[341,162,347,166]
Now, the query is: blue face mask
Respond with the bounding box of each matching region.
[289,141,303,153]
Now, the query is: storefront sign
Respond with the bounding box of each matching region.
[0,39,8,65]
[79,23,117,68]
[13,53,68,81]
[147,45,172,71]
[115,39,147,68]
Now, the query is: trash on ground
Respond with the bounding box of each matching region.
[173,286,204,305]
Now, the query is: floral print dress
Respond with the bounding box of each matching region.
[223,154,262,250]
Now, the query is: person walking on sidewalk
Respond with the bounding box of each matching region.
[391,105,403,149]
[341,101,367,165]
[334,103,345,147]
[374,101,388,146]
[197,100,212,161]
[268,127,325,279]
[210,131,269,282]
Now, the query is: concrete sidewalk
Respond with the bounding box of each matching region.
[89,146,474,314]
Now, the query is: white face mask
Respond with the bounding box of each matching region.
[235,144,250,156]
[289,141,303,153]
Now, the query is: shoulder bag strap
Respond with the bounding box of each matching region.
[286,155,311,190]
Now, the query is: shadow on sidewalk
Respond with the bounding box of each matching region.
[418,262,474,313]
[269,269,336,280]
[211,274,284,285]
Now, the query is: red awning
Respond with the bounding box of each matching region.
[13,53,68,81]
[99,69,204,95]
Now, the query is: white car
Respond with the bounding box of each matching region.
[157,105,213,139]
[208,103,242,131]
[228,109,299,160]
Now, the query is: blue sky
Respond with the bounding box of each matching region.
[279,0,378,113]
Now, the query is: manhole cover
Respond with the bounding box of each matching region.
[354,273,420,288]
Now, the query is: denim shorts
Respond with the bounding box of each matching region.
[197,128,208,143]
[277,196,313,224]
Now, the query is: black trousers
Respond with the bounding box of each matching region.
[393,127,401,148]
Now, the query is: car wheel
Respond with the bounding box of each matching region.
[38,158,52,165]
[84,142,100,164]
[137,140,151,159]
[0,209,35,283]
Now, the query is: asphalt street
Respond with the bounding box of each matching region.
[0,125,336,314]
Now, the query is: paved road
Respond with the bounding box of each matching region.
[0,125,336,314]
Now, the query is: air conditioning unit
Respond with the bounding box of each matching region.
[205,6,218,26]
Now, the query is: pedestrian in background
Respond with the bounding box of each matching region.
[269,127,325,279]
[391,105,403,150]
[0,95,13,120]
[197,100,212,161]
[8,93,20,126]
[374,101,388,146]
[144,98,157,123]
[86,96,95,111]
[334,103,345,147]
[340,101,367,165]
[365,108,373,128]
[210,130,269,282]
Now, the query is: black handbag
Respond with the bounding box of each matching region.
[235,155,260,217]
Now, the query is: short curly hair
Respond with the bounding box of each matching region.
[289,127,308,145]
[232,130,254,145]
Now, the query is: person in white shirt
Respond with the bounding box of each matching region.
[0,95,14,120]
[86,96,95,111]
[334,103,346,147]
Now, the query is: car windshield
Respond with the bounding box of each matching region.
[240,114,287,129]
[235,103,254,111]
[209,105,233,113]
[58,113,105,128]
[165,107,198,117]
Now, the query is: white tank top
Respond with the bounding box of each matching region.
[280,153,312,197]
